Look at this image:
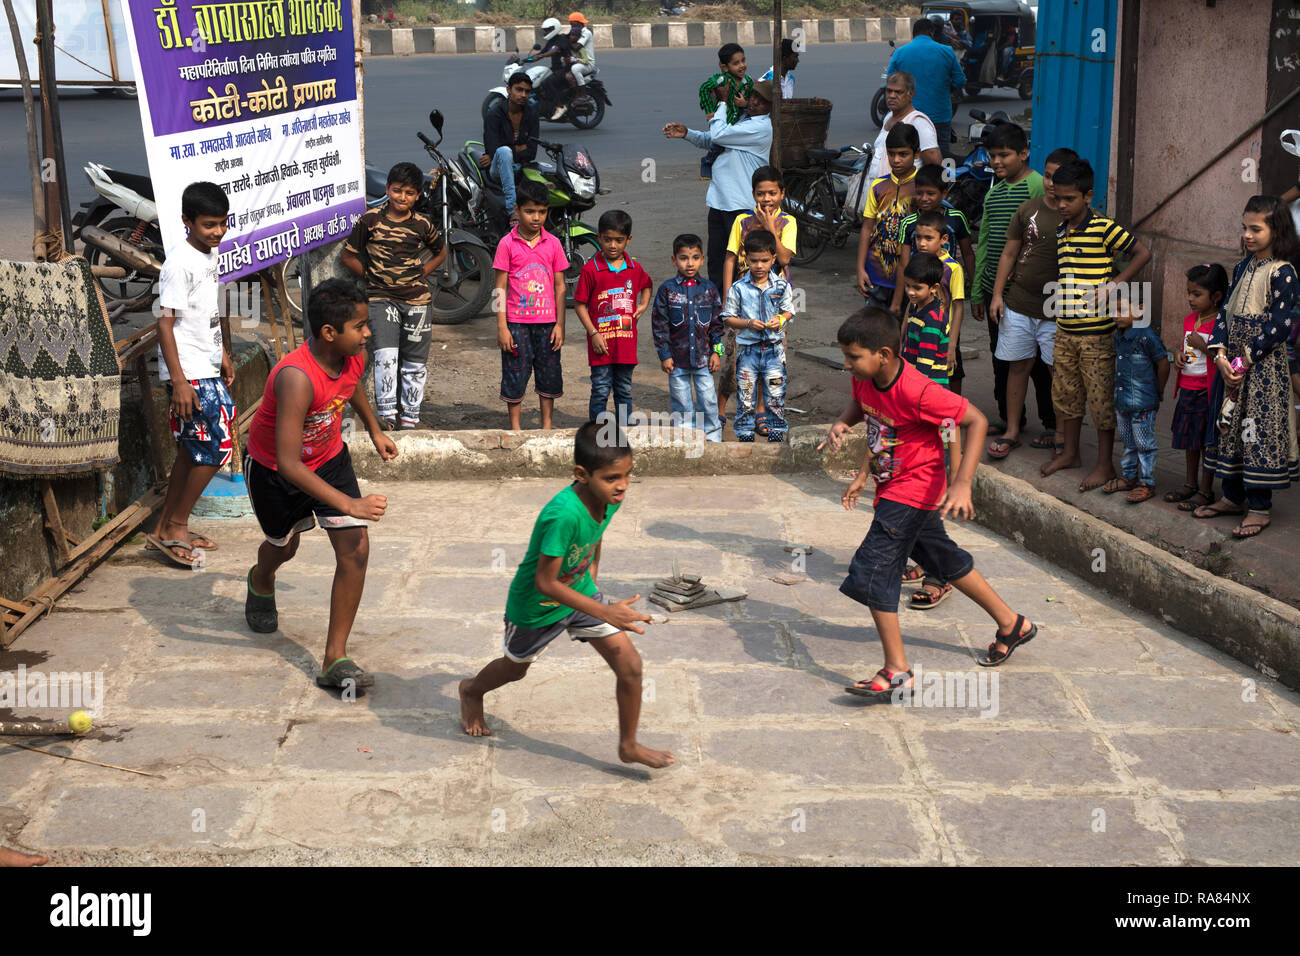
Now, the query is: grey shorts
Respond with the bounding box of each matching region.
[502,590,621,663]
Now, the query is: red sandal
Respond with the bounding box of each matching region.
[845,667,914,700]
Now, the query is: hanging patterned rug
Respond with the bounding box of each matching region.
[0,256,121,477]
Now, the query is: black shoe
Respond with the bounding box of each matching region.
[245,568,278,633]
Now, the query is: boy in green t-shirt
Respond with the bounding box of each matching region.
[458,421,674,769]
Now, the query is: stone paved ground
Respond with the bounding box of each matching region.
[3,474,1299,865]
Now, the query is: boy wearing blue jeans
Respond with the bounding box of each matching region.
[721,229,794,442]
[821,307,1038,696]
[652,234,724,441]
[1106,297,1169,503]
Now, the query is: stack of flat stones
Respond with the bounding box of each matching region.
[649,567,746,613]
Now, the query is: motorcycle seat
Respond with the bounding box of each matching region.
[365,166,388,200]
[103,168,155,201]
[806,148,843,164]
[828,157,861,174]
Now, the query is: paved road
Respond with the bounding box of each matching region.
[0,44,1027,260]
[4,474,1298,864]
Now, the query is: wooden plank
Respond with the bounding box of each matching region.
[2,488,163,648]
[116,323,159,365]
[40,479,71,566]
[260,273,284,361]
[63,493,157,565]
[0,597,32,612]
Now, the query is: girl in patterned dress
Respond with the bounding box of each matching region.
[1194,196,1300,538]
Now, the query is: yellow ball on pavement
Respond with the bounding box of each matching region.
[68,711,92,734]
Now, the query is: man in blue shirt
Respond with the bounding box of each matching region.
[887,19,966,157]
[663,79,774,286]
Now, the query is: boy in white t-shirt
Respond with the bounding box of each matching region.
[147,181,236,568]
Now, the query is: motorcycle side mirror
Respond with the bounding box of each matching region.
[429,110,444,135]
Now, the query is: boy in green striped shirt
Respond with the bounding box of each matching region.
[971,124,1050,433]
[1039,158,1151,490]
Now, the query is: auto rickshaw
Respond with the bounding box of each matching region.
[922,0,1036,101]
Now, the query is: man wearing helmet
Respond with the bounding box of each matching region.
[536,16,577,120]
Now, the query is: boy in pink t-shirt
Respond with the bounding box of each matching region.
[820,307,1039,698]
[493,181,570,430]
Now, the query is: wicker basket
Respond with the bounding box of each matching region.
[775,97,832,169]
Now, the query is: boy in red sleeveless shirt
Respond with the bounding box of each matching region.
[243,279,398,692]
[820,307,1038,698]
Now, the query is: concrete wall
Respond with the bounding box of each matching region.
[1111,0,1272,345]
[0,337,271,604]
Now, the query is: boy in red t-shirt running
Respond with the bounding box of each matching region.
[574,210,652,426]
[820,307,1038,697]
[243,279,398,692]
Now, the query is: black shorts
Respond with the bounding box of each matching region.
[501,321,563,403]
[839,498,974,613]
[244,444,368,546]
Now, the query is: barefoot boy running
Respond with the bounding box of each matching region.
[459,422,674,769]
[821,307,1038,695]
[243,279,398,691]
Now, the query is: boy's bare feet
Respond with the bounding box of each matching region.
[619,742,675,768]
[1040,453,1080,477]
[459,679,491,736]
[0,846,48,867]
[1079,463,1116,492]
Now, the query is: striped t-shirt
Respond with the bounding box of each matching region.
[972,170,1044,303]
[1054,209,1136,334]
[902,296,950,385]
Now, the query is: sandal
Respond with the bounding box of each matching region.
[845,667,914,700]
[245,567,278,633]
[316,657,375,690]
[1231,512,1271,539]
[1192,500,1245,519]
[1102,477,1135,494]
[986,438,1021,460]
[901,564,926,585]
[1163,483,1198,503]
[1028,433,1056,450]
[910,581,953,609]
[1177,490,1216,512]
[146,533,199,568]
[1125,484,1156,504]
[978,614,1037,667]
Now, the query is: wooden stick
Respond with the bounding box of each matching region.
[7,741,159,777]
[40,479,71,567]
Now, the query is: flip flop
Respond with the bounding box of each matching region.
[188,532,217,551]
[316,657,375,690]
[145,533,199,568]
[1231,514,1270,539]
[986,438,1020,460]
[1192,501,1245,519]
[1163,483,1198,503]
[1028,433,1056,449]
[1177,491,1216,512]
[978,615,1037,667]
[845,667,913,700]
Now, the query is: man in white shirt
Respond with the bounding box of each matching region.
[870,71,943,179]
[760,39,799,99]
[664,79,775,285]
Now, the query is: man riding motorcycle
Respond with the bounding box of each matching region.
[535,17,575,121]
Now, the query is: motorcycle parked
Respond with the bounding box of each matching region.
[450,130,605,298]
[481,48,611,131]
[72,163,165,318]
[781,143,873,266]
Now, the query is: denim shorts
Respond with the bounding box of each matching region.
[839,498,974,613]
[501,321,563,403]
